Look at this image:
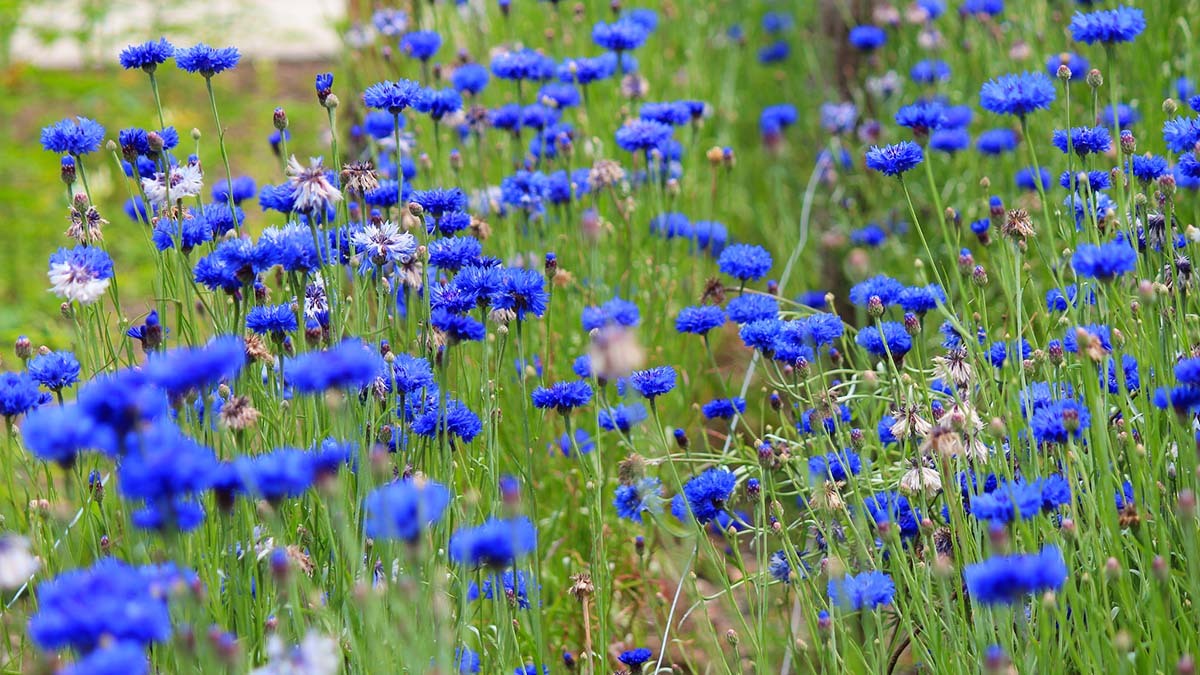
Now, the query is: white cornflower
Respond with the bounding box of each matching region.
[0,535,39,589]
[287,156,343,215]
[141,160,204,207]
[350,220,416,265]
[251,630,342,675]
[48,245,113,305]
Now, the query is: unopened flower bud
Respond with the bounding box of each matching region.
[972,265,989,287]
[323,93,340,109]
[1087,68,1104,89]
[14,335,32,360]
[273,107,289,131]
[1164,98,1179,116]
[1057,64,1072,81]
[1120,130,1136,154]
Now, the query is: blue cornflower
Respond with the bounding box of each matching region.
[961,0,1003,15]
[809,449,862,482]
[964,547,1067,605]
[246,304,298,338]
[969,480,1045,523]
[390,353,435,394]
[851,224,888,247]
[416,87,463,120]
[174,43,240,76]
[639,101,691,126]
[144,336,244,396]
[740,319,782,353]
[618,648,653,669]
[976,128,1019,155]
[1070,5,1145,44]
[119,422,218,530]
[681,468,737,524]
[363,79,423,113]
[411,187,466,217]
[898,284,946,313]
[119,38,174,71]
[1072,240,1137,280]
[675,305,725,334]
[1008,172,1047,197]
[1175,358,1200,385]
[849,275,905,307]
[26,351,81,391]
[724,294,782,326]
[615,119,674,153]
[1059,170,1110,191]
[258,182,297,213]
[401,30,441,60]
[592,18,649,52]
[491,268,548,320]
[41,117,105,155]
[1100,103,1139,129]
[557,54,617,85]
[285,340,385,393]
[613,478,663,522]
[802,313,844,347]
[863,491,920,539]
[29,558,176,652]
[702,397,746,420]
[63,641,149,674]
[499,170,549,212]
[469,570,535,610]
[211,175,257,204]
[910,60,951,84]
[452,63,490,95]
[538,82,581,109]
[22,403,94,465]
[1031,399,1090,445]
[848,25,886,51]
[979,72,1056,117]
[315,71,333,102]
[238,448,317,502]
[582,296,640,331]
[363,480,452,541]
[1163,116,1200,153]
[152,216,213,252]
[930,128,970,154]
[1045,51,1089,80]
[456,647,481,673]
[412,396,483,442]
[717,244,772,281]
[428,236,483,271]
[531,381,593,414]
[758,40,791,64]
[491,48,555,81]
[761,103,799,135]
[1129,155,1169,183]
[599,403,648,432]
[895,100,947,133]
[0,372,40,418]
[630,366,676,399]
[864,142,923,177]
[828,571,895,610]
[1051,126,1111,155]
[449,517,537,567]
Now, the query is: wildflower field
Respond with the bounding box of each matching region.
[4,0,1200,672]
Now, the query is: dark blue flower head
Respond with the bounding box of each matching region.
[1051,126,1111,156]
[119,38,174,71]
[828,570,895,610]
[363,79,423,113]
[727,294,779,324]
[41,117,105,155]
[592,17,650,52]
[1015,167,1052,192]
[175,43,240,76]
[895,100,948,133]
[630,366,676,399]
[363,479,452,541]
[144,336,244,396]
[449,517,537,567]
[681,468,737,524]
[531,380,593,414]
[848,25,887,51]
[452,63,490,95]
[856,322,912,360]
[864,142,923,176]
[246,303,298,338]
[26,351,81,392]
[675,305,725,335]
[910,60,951,84]
[1045,51,1089,80]
[415,87,463,120]
[717,244,773,281]
[0,372,40,418]
[849,275,904,307]
[1070,5,1145,44]
[965,546,1067,605]
[401,30,442,61]
[491,48,556,81]
[1071,240,1137,281]
[898,284,946,314]
[285,339,386,393]
[980,72,1056,117]
[615,119,674,153]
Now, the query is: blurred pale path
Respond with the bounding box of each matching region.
[10,0,345,67]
